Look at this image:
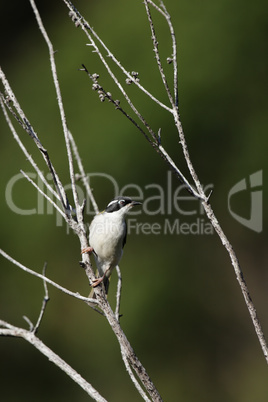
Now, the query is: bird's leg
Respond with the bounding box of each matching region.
[81,246,94,255]
[91,275,105,288]
[91,266,110,289]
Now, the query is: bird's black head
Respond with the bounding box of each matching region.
[105,196,142,213]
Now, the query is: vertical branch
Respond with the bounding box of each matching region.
[159,0,179,106]
[29,0,83,226]
[68,130,99,215]
[62,0,268,365]
[115,266,122,321]
[0,69,71,216]
[147,0,179,106]
[64,0,172,113]
[144,0,175,107]
[33,263,50,334]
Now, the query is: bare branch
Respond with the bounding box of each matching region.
[0,248,99,307]
[158,144,202,199]
[144,0,175,107]
[120,350,151,402]
[201,201,268,363]
[64,0,173,114]
[98,298,163,402]
[33,262,50,334]
[115,266,122,322]
[0,320,107,402]
[0,69,73,221]
[148,0,178,105]
[80,65,200,199]
[68,130,99,215]
[0,95,60,202]
[20,170,67,221]
[2,1,266,401]
[28,0,97,288]
[81,64,157,145]
[62,0,268,365]
[22,316,34,331]
[29,0,82,227]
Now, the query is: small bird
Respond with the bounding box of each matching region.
[82,196,142,294]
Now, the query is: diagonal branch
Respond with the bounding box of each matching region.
[63,0,172,114]
[80,64,158,146]
[144,0,175,107]
[201,201,268,363]
[0,248,99,308]
[0,320,107,402]
[148,0,179,106]
[21,170,67,221]
[0,94,60,202]
[0,71,71,218]
[80,64,201,199]
[33,262,50,334]
[29,0,83,228]
[62,0,268,365]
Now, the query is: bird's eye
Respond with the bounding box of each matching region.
[119,200,125,205]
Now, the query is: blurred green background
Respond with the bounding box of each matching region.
[1,0,268,401]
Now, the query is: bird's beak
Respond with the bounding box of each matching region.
[130,200,142,207]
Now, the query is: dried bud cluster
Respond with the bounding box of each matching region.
[125,71,140,85]
[68,10,81,27]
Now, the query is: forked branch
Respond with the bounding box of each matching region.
[0,320,107,402]
[64,0,268,363]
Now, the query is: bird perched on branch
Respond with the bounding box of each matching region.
[82,196,142,294]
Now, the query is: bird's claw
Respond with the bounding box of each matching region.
[81,246,94,255]
[91,275,105,288]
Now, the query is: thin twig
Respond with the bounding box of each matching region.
[68,130,127,321]
[115,266,122,322]
[120,350,151,402]
[201,201,268,363]
[158,145,201,199]
[29,0,82,226]
[0,70,72,219]
[29,0,96,287]
[81,64,157,145]
[20,170,67,221]
[0,95,60,202]
[65,1,202,199]
[0,320,107,402]
[98,297,163,401]
[81,63,200,199]
[144,0,174,107]
[64,0,172,114]
[63,0,268,365]
[33,262,50,334]
[148,0,179,105]
[23,316,34,331]
[68,130,99,215]
[0,248,99,307]
[150,0,268,362]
